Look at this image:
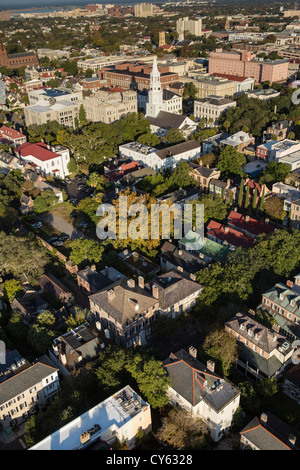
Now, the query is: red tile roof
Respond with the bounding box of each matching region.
[18,142,60,162]
[207,220,255,249]
[227,211,275,236]
[212,72,250,82]
[0,125,25,140]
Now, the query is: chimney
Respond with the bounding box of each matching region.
[104,266,109,277]
[207,360,215,373]
[224,226,229,233]
[132,251,139,262]
[107,288,115,301]
[190,273,196,281]
[189,346,197,359]
[138,275,144,289]
[245,215,250,222]
[260,412,268,423]
[286,280,294,289]
[178,250,182,256]
[152,284,159,299]
[127,279,135,288]
[91,265,96,271]
[289,434,297,446]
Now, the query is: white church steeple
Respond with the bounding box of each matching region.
[146,56,163,118]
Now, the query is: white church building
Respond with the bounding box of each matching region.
[144,56,196,138]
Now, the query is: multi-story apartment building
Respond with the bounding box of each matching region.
[194,95,236,125]
[163,348,240,442]
[225,312,293,382]
[82,89,137,124]
[176,17,202,41]
[0,356,59,431]
[260,274,300,341]
[17,142,71,179]
[208,49,289,84]
[263,120,294,142]
[30,385,152,450]
[134,2,154,17]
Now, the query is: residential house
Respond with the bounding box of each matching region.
[0,125,26,146]
[256,140,281,161]
[207,220,255,250]
[0,356,59,432]
[209,178,238,203]
[227,211,275,239]
[163,348,240,442]
[30,385,152,450]
[156,187,199,206]
[146,270,202,318]
[282,363,300,402]
[77,265,116,295]
[117,249,160,278]
[272,182,300,212]
[290,199,300,229]
[38,273,75,305]
[160,241,207,278]
[240,412,300,450]
[0,350,31,384]
[219,131,256,152]
[17,142,71,179]
[49,323,102,374]
[19,194,34,215]
[189,163,221,192]
[88,277,159,348]
[264,120,294,142]
[259,274,300,341]
[11,293,49,325]
[201,132,230,155]
[225,312,293,382]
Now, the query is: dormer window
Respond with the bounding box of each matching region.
[279,293,284,300]
[248,329,253,336]
[291,300,295,307]
[240,323,245,330]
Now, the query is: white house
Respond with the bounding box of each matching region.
[17,141,71,179]
[119,140,201,172]
[163,348,240,442]
[29,385,152,450]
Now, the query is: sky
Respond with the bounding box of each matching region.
[0,0,148,8]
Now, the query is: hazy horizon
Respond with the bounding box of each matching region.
[0,0,164,9]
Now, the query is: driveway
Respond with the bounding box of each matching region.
[39,213,87,240]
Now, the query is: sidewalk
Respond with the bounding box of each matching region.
[0,424,26,450]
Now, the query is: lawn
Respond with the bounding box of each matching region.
[48,202,74,223]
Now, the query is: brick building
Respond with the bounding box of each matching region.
[0,42,38,69]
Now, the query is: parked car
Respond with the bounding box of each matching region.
[52,240,64,247]
[31,222,42,229]
[48,236,59,244]
[59,233,69,241]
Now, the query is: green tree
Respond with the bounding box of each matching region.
[244,182,250,210]
[78,104,87,126]
[217,146,246,178]
[238,178,244,208]
[258,377,278,398]
[202,328,237,376]
[165,128,185,145]
[69,238,104,266]
[33,189,59,213]
[3,279,23,303]
[27,311,58,355]
[252,185,258,211]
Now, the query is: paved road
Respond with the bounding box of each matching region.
[39,213,88,240]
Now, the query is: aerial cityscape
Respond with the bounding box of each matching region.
[0,0,300,454]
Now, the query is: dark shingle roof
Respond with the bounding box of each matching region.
[146,111,192,130]
[163,349,240,412]
[155,140,200,160]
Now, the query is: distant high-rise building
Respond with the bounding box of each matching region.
[134,3,154,17]
[176,17,202,41]
[159,31,166,48]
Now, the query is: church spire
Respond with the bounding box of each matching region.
[146,56,163,118]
